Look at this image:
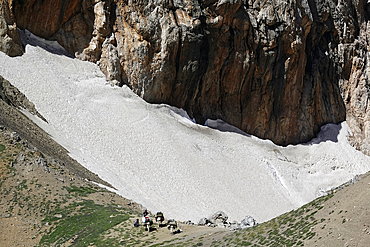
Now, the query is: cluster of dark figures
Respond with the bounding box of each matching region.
[134,210,181,234]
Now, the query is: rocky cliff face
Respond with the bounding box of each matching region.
[0,0,23,56]
[343,2,370,155]
[2,0,370,148]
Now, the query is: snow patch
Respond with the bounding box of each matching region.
[0,33,370,223]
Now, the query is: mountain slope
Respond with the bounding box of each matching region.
[0,31,369,224]
[1,113,369,246]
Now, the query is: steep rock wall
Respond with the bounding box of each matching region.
[6,0,369,147]
[343,0,370,155]
[0,0,23,56]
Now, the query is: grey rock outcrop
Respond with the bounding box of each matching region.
[198,217,209,226]
[208,210,228,224]
[240,215,257,229]
[0,0,23,56]
[3,213,11,218]
[198,212,257,230]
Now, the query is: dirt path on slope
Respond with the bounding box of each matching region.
[104,218,231,246]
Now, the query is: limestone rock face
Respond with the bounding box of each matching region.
[12,0,83,38]
[0,0,23,56]
[104,0,348,145]
[342,1,370,155]
[7,0,370,147]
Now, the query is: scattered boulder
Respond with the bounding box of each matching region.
[11,132,20,141]
[349,175,360,185]
[240,216,257,229]
[15,153,25,163]
[198,217,209,226]
[55,177,65,183]
[199,212,257,230]
[3,213,11,218]
[228,222,240,231]
[208,211,228,225]
[38,158,47,167]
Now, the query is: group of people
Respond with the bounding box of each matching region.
[134,209,150,227]
[134,209,178,234]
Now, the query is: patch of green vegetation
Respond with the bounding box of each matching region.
[63,185,99,197]
[6,164,16,174]
[0,144,5,152]
[39,200,130,247]
[217,191,337,247]
[17,179,28,191]
[240,240,252,245]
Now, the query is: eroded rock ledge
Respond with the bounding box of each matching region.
[0,0,23,56]
[3,0,370,148]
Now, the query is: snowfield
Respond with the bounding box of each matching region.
[0,30,370,223]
